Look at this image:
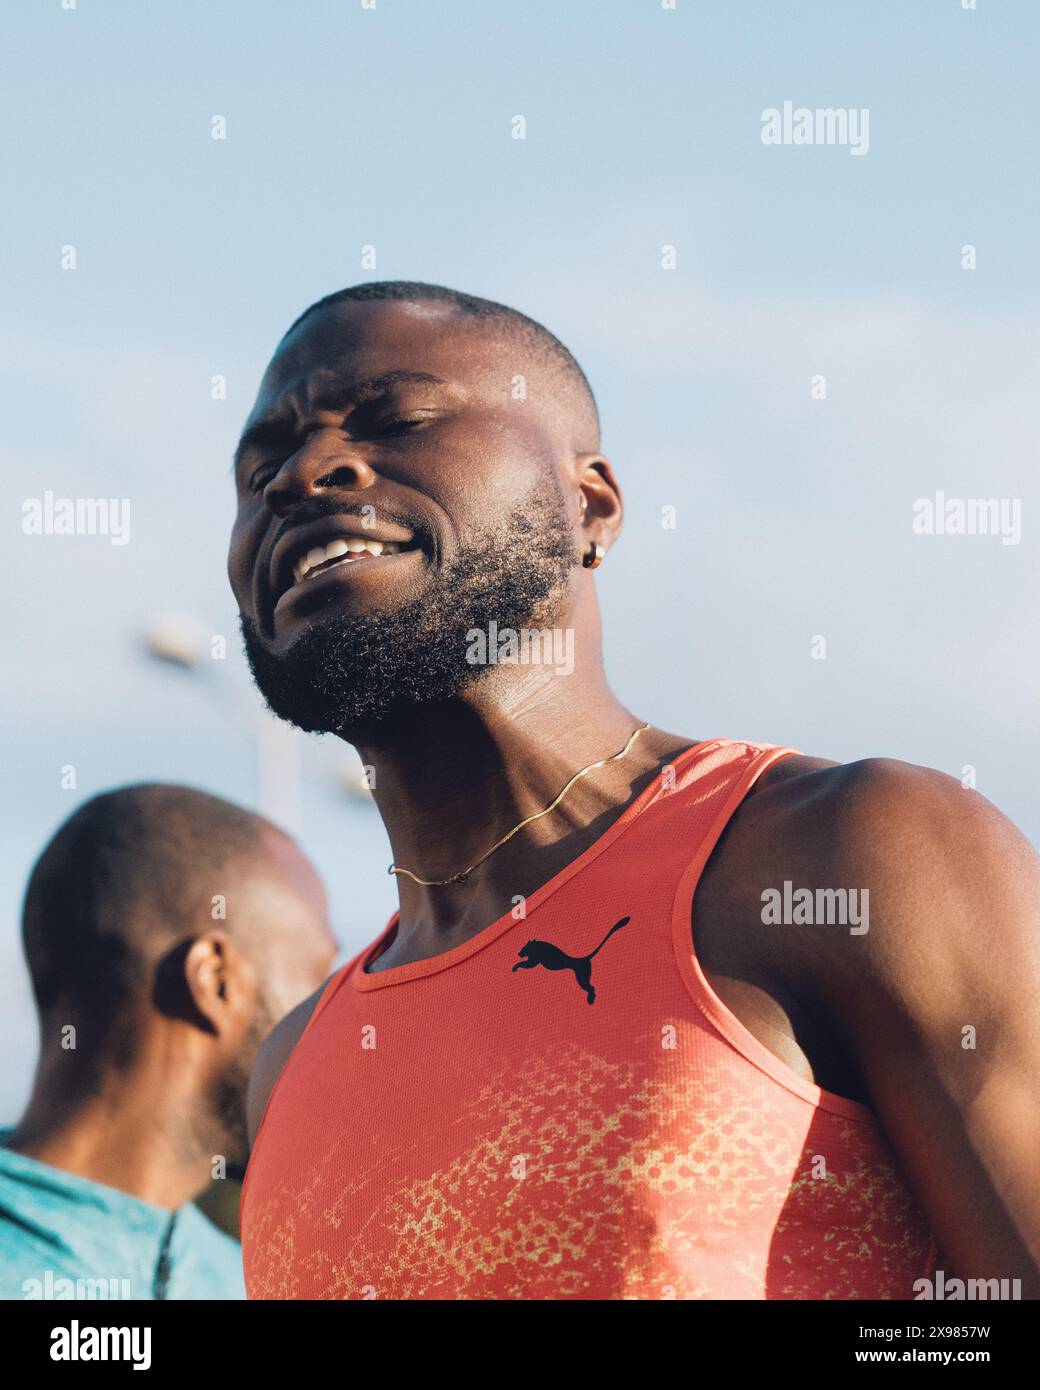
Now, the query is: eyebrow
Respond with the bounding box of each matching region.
[233,371,448,469]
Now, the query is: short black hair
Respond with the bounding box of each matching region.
[21,785,278,1060]
[281,280,600,443]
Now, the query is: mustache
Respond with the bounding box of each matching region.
[267,496,432,552]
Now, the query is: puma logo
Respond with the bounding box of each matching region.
[511,916,631,1004]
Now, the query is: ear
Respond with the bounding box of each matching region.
[574,454,623,554]
[183,930,257,1037]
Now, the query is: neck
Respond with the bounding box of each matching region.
[6,1035,218,1210]
[351,653,690,965]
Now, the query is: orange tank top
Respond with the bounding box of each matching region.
[241,738,936,1300]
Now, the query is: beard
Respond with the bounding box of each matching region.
[202,1002,276,1173]
[239,476,579,738]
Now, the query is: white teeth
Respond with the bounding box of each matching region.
[291,537,405,585]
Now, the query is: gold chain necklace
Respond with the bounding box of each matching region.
[388,721,651,887]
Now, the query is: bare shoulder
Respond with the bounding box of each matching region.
[751,750,1031,866]
[759,752,1036,877]
[246,975,335,1147]
[743,752,1040,1003]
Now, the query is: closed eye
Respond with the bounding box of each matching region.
[248,462,282,492]
[238,413,438,490]
[369,414,435,436]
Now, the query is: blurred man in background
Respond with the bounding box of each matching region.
[0,784,336,1300]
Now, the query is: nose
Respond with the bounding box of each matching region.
[263,430,377,517]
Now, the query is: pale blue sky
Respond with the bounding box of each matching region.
[2,0,1037,1115]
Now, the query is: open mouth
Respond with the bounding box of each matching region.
[291,537,409,585]
[270,520,425,615]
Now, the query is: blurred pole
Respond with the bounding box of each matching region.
[143,613,303,836]
[255,706,303,836]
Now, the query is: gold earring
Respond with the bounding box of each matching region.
[583,541,605,570]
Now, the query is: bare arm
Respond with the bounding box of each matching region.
[814,760,1040,1295]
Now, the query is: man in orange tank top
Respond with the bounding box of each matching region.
[227,283,1039,1300]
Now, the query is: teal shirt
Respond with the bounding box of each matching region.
[0,1136,245,1300]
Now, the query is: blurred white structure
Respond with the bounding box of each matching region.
[142,613,303,835]
[143,612,207,670]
